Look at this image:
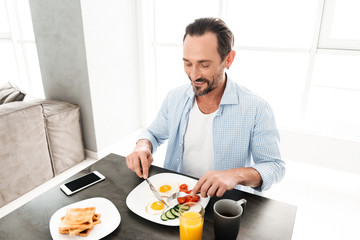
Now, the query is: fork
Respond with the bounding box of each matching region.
[166,191,187,204]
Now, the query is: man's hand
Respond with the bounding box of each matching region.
[126,139,153,179]
[191,168,262,197]
[191,169,238,197]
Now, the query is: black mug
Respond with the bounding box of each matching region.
[213,198,247,240]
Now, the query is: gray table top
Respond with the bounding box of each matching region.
[0,153,296,240]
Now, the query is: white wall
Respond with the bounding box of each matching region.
[29,0,141,154]
[80,0,141,152]
[29,0,98,151]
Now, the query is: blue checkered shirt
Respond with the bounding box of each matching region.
[139,76,285,191]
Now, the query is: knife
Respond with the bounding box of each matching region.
[145,178,169,207]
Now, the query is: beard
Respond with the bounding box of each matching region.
[190,75,222,97]
[192,78,214,96]
[188,64,226,96]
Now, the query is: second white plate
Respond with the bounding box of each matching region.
[49,197,121,240]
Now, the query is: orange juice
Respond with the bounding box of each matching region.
[179,211,204,240]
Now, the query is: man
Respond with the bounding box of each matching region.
[126,17,285,197]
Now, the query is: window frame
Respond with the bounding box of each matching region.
[318,0,360,50]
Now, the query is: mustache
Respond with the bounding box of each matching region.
[189,77,210,84]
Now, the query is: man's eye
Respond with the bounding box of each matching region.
[201,65,209,68]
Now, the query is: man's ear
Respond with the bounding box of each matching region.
[226,50,236,69]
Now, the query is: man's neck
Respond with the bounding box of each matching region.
[196,75,227,114]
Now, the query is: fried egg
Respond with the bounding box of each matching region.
[157,183,178,198]
[145,200,166,215]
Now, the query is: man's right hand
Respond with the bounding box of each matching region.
[126,139,153,179]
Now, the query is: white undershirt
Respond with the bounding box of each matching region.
[182,99,218,178]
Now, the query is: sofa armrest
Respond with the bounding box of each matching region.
[0,102,53,207]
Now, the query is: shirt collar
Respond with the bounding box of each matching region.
[220,75,239,105]
[185,84,195,99]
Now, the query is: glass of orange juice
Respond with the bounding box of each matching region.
[179,202,205,240]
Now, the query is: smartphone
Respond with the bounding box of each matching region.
[60,171,105,196]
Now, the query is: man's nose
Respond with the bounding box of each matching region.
[189,66,201,81]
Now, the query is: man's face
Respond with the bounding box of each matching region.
[183,32,227,96]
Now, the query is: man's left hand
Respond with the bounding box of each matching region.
[191,169,238,198]
[191,167,262,197]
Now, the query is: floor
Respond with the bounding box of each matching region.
[1,131,359,240]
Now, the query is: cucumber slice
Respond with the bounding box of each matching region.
[171,208,180,217]
[165,210,176,219]
[161,213,168,221]
[173,205,180,212]
[160,204,190,221]
[181,205,190,211]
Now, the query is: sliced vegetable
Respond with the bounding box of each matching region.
[180,204,190,211]
[160,203,190,221]
[161,213,168,221]
[165,210,176,219]
[170,208,180,217]
[191,195,200,202]
[177,194,200,204]
[177,197,186,204]
[173,204,180,212]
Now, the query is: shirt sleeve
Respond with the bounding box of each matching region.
[137,93,170,153]
[250,100,286,191]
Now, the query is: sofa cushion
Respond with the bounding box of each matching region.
[0,102,53,207]
[0,82,26,105]
[41,100,85,175]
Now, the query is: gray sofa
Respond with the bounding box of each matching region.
[0,99,85,207]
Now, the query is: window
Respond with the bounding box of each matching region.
[319,0,360,49]
[0,0,43,97]
[226,0,318,49]
[139,0,360,142]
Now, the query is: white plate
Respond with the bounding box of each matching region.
[126,173,210,226]
[49,197,121,240]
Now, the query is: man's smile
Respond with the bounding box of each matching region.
[192,78,209,87]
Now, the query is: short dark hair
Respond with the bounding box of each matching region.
[183,17,234,61]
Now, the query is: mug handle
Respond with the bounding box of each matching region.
[237,198,247,215]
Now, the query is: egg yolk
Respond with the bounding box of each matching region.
[151,201,165,210]
[159,185,171,193]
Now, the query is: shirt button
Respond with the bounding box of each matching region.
[176,158,179,162]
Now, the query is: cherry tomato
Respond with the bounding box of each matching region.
[177,197,186,204]
[185,189,192,194]
[191,195,200,202]
[179,184,188,190]
[185,195,192,203]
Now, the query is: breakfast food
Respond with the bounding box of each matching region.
[161,203,188,221]
[157,183,178,197]
[177,183,200,204]
[145,200,166,215]
[161,194,200,221]
[59,207,101,237]
[149,182,202,221]
[179,184,192,194]
[143,181,202,221]
[177,194,200,204]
